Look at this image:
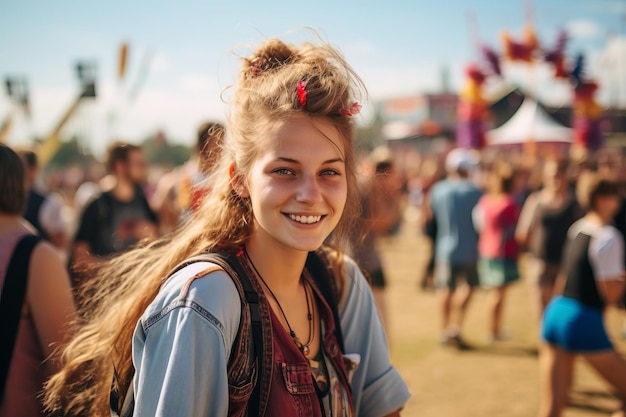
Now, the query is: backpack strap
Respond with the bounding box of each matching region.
[111,248,344,417]
[169,251,265,417]
[306,249,345,354]
[0,234,42,400]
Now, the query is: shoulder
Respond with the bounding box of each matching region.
[593,225,624,250]
[141,261,242,343]
[567,218,586,239]
[521,191,539,208]
[339,255,374,308]
[29,239,69,283]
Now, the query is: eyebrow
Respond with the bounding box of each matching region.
[275,156,345,164]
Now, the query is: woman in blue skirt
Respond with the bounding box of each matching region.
[539,173,626,417]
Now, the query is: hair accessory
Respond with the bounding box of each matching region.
[340,102,362,116]
[249,57,263,77]
[296,81,307,107]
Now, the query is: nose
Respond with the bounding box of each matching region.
[296,174,323,204]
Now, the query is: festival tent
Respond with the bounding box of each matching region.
[486,97,573,146]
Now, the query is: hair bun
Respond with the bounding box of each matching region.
[246,39,297,76]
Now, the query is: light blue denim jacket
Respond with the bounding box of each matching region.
[131,256,410,417]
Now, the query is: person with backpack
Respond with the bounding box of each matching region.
[0,144,76,417]
[68,141,158,289]
[44,33,410,417]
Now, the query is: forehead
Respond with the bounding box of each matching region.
[256,114,345,161]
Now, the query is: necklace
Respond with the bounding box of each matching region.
[244,248,315,356]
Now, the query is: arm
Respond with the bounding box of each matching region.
[132,267,242,417]
[515,193,538,247]
[589,226,626,306]
[472,200,484,233]
[27,241,77,373]
[340,258,410,417]
[597,279,626,306]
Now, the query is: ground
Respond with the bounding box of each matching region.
[381,209,626,417]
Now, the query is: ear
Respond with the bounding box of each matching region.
[229,162,249,198]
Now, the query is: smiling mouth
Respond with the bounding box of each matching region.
[287,214,323,224]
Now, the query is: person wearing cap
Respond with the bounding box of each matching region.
[429,147,482,349]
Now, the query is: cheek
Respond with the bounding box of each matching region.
[330,180,348,210]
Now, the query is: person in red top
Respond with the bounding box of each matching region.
[473,160,521,343]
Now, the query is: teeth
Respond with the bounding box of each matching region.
[289,214,322,224]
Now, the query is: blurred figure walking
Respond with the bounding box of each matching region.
[473,160,521,343]
[16,148,69,259]
[0,143,76,417]
[538,175,626,417]
[151,121,225,234]
[430,148,482,349]
[352,146,404,335]
[516,158,582,321]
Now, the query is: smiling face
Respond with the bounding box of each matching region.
[238,114,348,254]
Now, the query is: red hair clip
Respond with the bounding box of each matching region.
[340,102,362,116]
[297,81,307,107]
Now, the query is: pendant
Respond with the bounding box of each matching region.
[302,345,310,356]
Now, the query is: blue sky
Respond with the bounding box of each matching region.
[1,0,625,155]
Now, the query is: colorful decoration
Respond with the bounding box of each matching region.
[340,102,362,116]
[456,64,489,149]
[456,24,605,151]
[296,81,307,107]
[543,30,569,78]
[480,44,502,77]
[573,80,603,150]
[501,25,539,62]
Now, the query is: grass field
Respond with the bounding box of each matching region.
[381,210,626,417]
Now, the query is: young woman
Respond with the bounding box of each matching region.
[538,175,626,417]
[44,35,410,417]
[0,144,76,417]
[472,160,521,343]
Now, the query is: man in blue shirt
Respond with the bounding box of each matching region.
[430,148,482,349]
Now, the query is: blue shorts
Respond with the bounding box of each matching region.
[541,296,612,353]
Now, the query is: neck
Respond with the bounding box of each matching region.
[112,178,136,202]
[244,238,307,296]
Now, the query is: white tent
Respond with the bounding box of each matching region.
[486,98,572,145]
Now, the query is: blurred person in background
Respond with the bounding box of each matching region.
[538,174,626,417]
[352,146,404,335]
[151,121,225,234]
[472,160,521,343]
[429,147,482,349]
[516,157,582,322]
[416,155,445,291]
[68,141,158,290]
[592,152,626,339]
[15,148,69,259]
[0,143,76,417]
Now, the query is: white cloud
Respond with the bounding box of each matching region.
[594,35,626,107]
[150,53,170,73]
[177,74,218,92]
[566,19,601,39]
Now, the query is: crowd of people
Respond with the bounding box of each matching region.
[411,146,626,416]
[1,35,626,417]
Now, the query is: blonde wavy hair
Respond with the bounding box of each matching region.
[44,33,366,416]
